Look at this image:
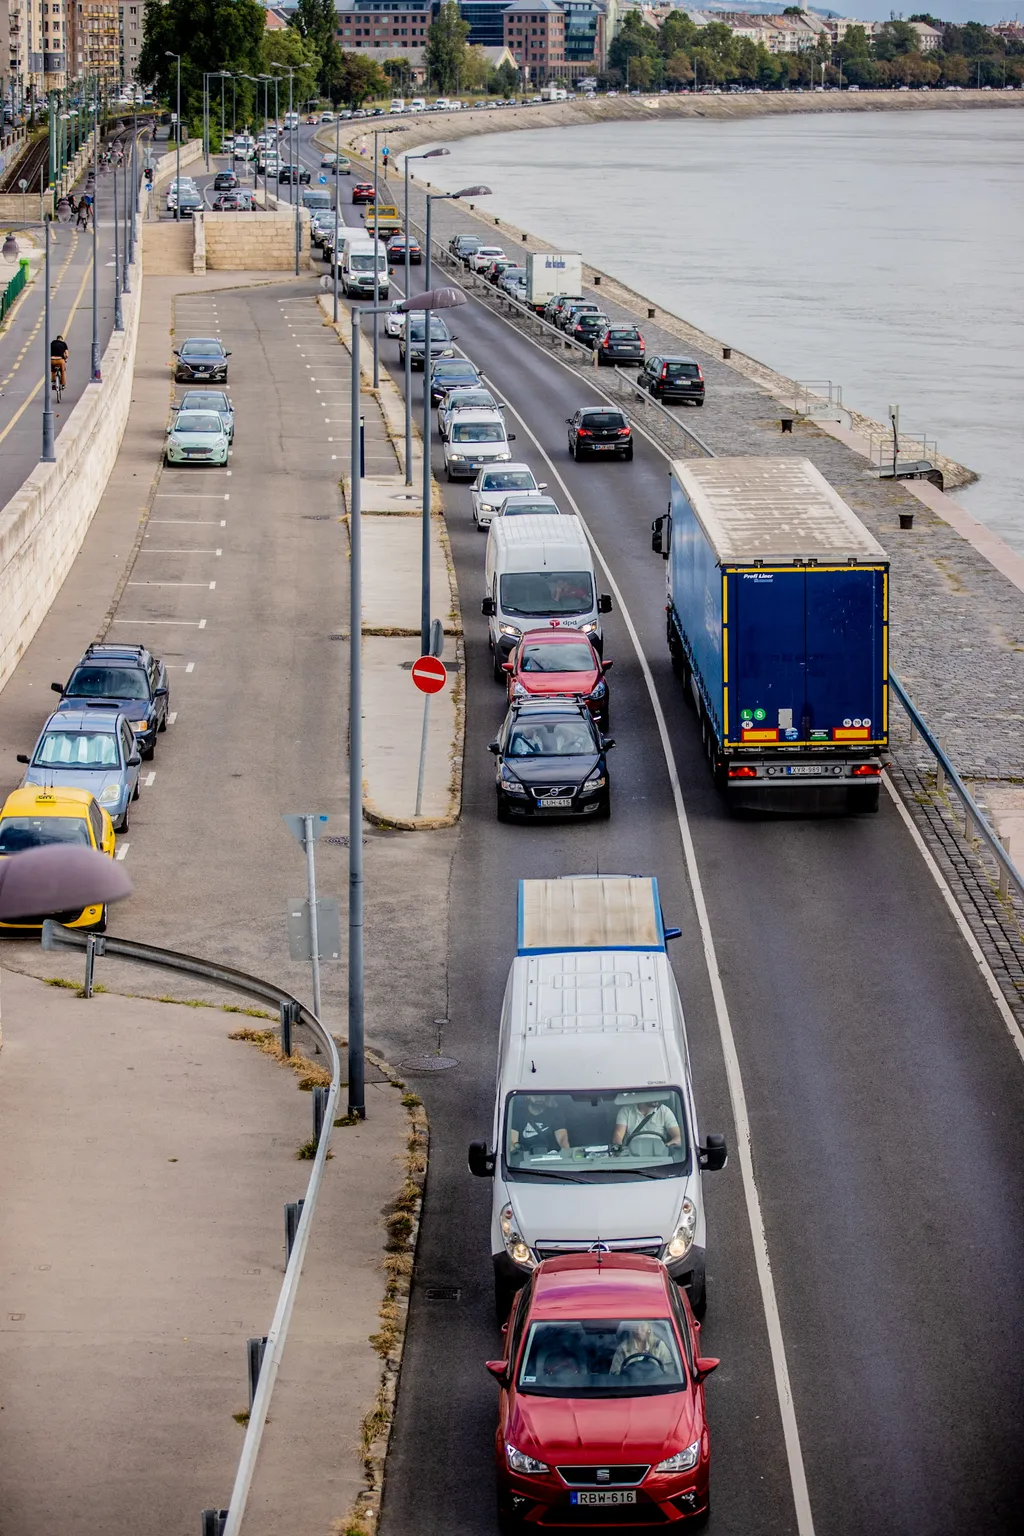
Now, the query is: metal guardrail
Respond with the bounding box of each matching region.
[40,923,342,1536]
[888,676,1024,905]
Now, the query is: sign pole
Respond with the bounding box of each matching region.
[410,641,447,820]
[413,695,431,819]
[303,813,322,1019]
[348,313,366,1120]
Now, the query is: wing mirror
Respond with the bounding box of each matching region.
[694,1357,719,1384]
[507,434,516,442]
[664,927,682,942]
[487,741,500,756]
[502,661,514,673]
[469,1140,496,1176]
[481,597,496,617]
[172,348,180,356]
[537,482,547,489]
[16,753,29,764]
[601,659,613,672]
[128,752,142,768]
[601,736,616,750]
[598,594,613,614]
[50,681,64,694]
[485,1360,510,1385]
[699,1133,728,1172]
[155,685,168,697]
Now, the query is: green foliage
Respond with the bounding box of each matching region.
[290,0,342,97]
[334,51,389,108]
[425,1,470,94]
[140,0,266,124]
[263,27,322,107]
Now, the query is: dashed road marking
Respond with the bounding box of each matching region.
[144,771,156,787]
[115,843,130,861]
[167,711,178,725]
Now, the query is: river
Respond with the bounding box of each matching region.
[419,109,1024,552]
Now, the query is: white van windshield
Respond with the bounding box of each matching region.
[504,1088,689,1181]
[349,252,387,272]
[500,571,593,618]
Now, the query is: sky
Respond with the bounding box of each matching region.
[844,2,1020,17]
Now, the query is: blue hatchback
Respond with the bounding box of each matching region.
[17,706,142,833]
[429,357,482,405]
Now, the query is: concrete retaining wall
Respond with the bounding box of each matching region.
[203,209,311,271]
[141,218,194,275]
[152,137,204,189]
[0,257,143,693]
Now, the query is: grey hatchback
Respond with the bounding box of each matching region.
[177,389,234,440]
[17,706,142,832]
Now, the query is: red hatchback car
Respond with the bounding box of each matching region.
[489,1255,717,1530]
[351,181,376,203]
[502,628,611,728]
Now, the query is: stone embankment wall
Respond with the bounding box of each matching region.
[202,209,311,271]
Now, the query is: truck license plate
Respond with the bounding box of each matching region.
[571,1492,637,1506]
[785,765,825,776]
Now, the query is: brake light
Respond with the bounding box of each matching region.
[617,428,630,436]
[577,428,592,436]
[728,766,758,779]
[661,365,669,380]
[851,764,881,777]
[697,366,704,381]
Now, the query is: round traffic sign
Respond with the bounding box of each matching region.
[411,655,447,694]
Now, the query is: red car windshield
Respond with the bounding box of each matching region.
[518,1317,686,1397]
[520,642,595,673]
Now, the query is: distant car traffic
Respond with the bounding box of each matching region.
[572,311,609,346]
[471,463,542,528]
[489,1255,715,1528]
[596,325,645,365]
[566,406,633,461]
[638,355,706,406]
[450,234,483,263]
[173,337,230,383]
[489,698,613,820]
[502,627,611,726]
[52,642,170,761]
[177,388,234,441]
[0,786,115,931]
[212,170,238,192]
[17,707,142,833]
[165,410,230,467]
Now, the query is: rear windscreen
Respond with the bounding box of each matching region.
[664,363,699,378]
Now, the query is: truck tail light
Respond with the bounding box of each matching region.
[851,764,881,777]
[728,766,757,779]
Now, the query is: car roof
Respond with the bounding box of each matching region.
[658,355,700,363]
[453,409,505,424]
[1,785,97,817]
[531,1254,673,1319]
[42,705,125,729]
[181,337,223,347]
[509,697,593,721]
[436,359,478,371]
[80,643,150,663]
[480,459,531,474]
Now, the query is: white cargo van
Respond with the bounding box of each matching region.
[470,877,727,1320]
[483,515,611,675]
[339,236,389,299]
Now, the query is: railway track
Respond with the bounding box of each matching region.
[0,120,141,196]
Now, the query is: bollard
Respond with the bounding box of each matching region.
[313,1084,327,1141]
[647,307,655,319]
[82,933,106,998]
[201,1512,228,1536]
[780,417,794,434]
[284,1198,305,1260]
[279,999,293,1058]
[494,216,499,225]
[593,274,601,286]
[247,1335,268,1410]
[521,231,527,242]
[899,512,914,530]
[999,836,1011,901]
[722,345,732,359]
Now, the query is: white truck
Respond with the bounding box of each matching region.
[525,250,583,315]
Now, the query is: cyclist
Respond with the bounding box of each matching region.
[50,334,69,394]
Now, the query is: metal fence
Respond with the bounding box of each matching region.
[40,922,342,1536]
[0,259,27,324]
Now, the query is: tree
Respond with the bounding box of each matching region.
[290,0,341,98]
[334,51,388,107]
[872,21,919,61]
[491,60,520,96]
[608,11,660,77]
[425,2,470,94]
[939,52,970,85]
[664,50,692,89]
[908,13,941,26]
[262,28,321,112]
[140,0,266,127]
[461,44,491,92]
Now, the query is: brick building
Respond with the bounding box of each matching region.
[502,0,565,82]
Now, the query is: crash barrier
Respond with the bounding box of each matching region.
[40,922,341,1536]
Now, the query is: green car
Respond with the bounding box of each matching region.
[165,410,230,467]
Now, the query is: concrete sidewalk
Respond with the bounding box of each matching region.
[0,967,410,1536]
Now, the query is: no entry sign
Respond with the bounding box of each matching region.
[411,655,447,695]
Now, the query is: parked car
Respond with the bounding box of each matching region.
[471,463,542,528]
[450,233,482,262]
[567,406,633,461]
[572,311,609,346]
[52,642,170,761]
[502,627,611,726]
[470,245,506,274]
[639,355,705,406]
[489,698,612,821]
[173,337,230,383]
[543,294,583,326]
[489,1255,716,1527]
[559,300,601,332]
[0,786,115,930]
[177,389,234,441]
[352,181,376,203]
[596,325,645,365]
[430,356,482,404]
[165,409,230,467]
[17,707,142,833]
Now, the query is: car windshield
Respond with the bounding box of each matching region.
[453,423,505,444]
[349,253,386,272]
[65,666,149,700]
[483,471,534,491]
[181,394,226,411]
[506,718,595,757]
[504,1089,689,1181]
[608,329,639,341]
[408,317,451,340]
[502,500,558,517]
[184,342,223,357]
[438,364,478,381]
[500,571,594,618]
[520,641,595,672]
[665,362,700,377]
[578,313,607,327]
[35,731,119,768]
[0,815,92,852]
[175,413,223,434]
[517,1317,685,1398]
[449,394,495,415]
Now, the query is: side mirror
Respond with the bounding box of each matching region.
[598,595,612,615]
[485,1360,509,1385]
[664,926,682,942]
[172,349,180,356]
[225,352,232,357]
[50,681,64,694]
[651,515,664,555]
[487,741,500,756]
[507,434,516,442]
[155,686,168,697]
[481,597,496,617]
[16,753,30,764]
[699,1133,728,1172]
[695,1357,720,1384]
[601,659,613,672]
[469,1140,496,1175]
[601,736,616,750]
[564,418,571,424]
[537,482,547,490]
[128,752,142,768]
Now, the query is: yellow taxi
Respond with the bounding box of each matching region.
[0,785,116,931]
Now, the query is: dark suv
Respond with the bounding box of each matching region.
[566,406,633,461]
[639,355,705,405]
[596,325,645,366]
[489,699,614,821]
[52,643,170,760]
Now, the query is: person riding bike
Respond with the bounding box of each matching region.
[50,334,69,393]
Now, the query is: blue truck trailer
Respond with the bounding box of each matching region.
[651,457,889,813]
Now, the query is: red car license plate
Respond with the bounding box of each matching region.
[571,1491,637,1506]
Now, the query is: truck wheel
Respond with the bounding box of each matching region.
[848,785,880,814]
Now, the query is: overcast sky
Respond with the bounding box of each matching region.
[830,2,1019,19]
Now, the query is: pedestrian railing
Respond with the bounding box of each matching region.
[39,923,341,1536]
[788,379,852,427]
[0,258,27,324]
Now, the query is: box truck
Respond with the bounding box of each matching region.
[526,250,583,314]
[651,457,889,812]
[468,875,727,1320]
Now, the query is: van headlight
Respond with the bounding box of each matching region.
[655,1439,700,1473]
[448,454,466,462]
[580,621,598,635]
[665,1198,696,1260]
[496,450,512,461]
[499,624,521,639]
[500,1203,536,1268]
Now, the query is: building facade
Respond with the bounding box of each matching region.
[502,0,565,81]
[335,0,430,60]
[68,0,120,85]
[118,0,142,83]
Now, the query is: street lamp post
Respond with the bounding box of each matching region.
[4,198,73,462]
[165,52,181,220]
[370,125,407,387]
[90,83,101,381]
[402,148,449,484]
[271,64,300,275]
[112,145,123,331]
[121,146,130,294]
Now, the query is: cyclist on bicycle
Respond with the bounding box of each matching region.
[50,334,69,392]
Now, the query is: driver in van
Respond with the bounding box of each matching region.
[510,1095,569,1156]
[611,1096,681,1153]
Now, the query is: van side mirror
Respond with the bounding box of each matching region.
[50,681,64,694]
[651,514,665,555]
[507,434,516,442]
[481,597,496,617]
[664,927,682,941]
[694,1357,719,1384]
[469,1140,495,1176]
[598,594,612,614]
[537,482,547,489]
[699,1133,727,1172]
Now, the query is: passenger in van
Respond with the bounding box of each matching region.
[510,1095,569,1155]
[611,1096,682,1152]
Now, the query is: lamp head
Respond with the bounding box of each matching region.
[2,233,18,263]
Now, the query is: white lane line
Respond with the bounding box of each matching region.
[144,771,156,787]
[150,520,227,526]
[115,843,130,861]
[112,618,207,627]
[486,379,817,1536]
[209,581,217,590]
[167,711,178,725]
[140,549,222,555]
[127,581,213,587]
[155,493,230,500]
[186,661,195,673]
[883,777,1024,1064]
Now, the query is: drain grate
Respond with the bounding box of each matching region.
[322,835,349,846]
[328,633,348,641]
[400,1054,459,1072]
[424,1285,462,1302]
[303,514,333,521]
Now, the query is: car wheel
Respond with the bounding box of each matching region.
[570,441,578,460]
[623,446,634,461]
[493,651,507,684]
[158,712,168,734]
[688,1274,707,1320]
[117,807,129,833]
[142,741,155,760]
[131,779,140,801]
[694,398,704,407]
[446,466,454,482]
[597,791,611,821]
[496,796,511,824]
[848,785,880,814]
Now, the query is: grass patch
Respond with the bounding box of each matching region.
[232,1410,250,1425]
[334,1113,360,1127]
[44,976,80,990]
[229,1026,331,1089]
[384,1211,413,1251]
[360,1381,391,1459]
[400,1092,421,1108]
[296,1137,332,1161]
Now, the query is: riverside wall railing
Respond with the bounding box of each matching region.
[40,923,342,1536]
[0,258,29,324]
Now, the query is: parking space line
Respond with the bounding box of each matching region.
[167,711,177,725]
[149,520,227,526]
[127,581,214,587]
[112,618,208,627]
[115,843,130,861]
[140,549,222,555]
[156,493,230,500]
[144,772,156,787]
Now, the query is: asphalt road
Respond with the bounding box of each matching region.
[310,151,1024,1536]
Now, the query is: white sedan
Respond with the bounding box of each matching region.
[469,245,506,273]
[470,462,543,527]
[384,299,407,338]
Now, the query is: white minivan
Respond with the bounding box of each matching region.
[469,876,727,1320]
[339,237,389,299]
[483,514,611,675]
[442,409,515,482]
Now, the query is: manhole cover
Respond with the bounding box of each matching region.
[322,835,349,846]
[400,1054,459,1072]
[424,1285,461,1302]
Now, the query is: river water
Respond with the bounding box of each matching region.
[421,109,1024,551]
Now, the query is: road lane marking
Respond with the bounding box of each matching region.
[144,771,156,787]
[487,378,817,1536]
[167,711,177,725]
[149,520,226,525]
[186,661,195,672]
[155,493,230,500]
[112,618,207,626]
[140,548,222,555]
[127,581,213,587]
[115,843,129,860]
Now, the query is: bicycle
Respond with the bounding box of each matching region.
[50,361,64,403]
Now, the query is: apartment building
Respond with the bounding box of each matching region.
[334,0,431,60]
[502,0,566,81]
[68,0,120,83]
[119,0,143,82]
